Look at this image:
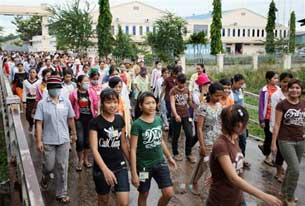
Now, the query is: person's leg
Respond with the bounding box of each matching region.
[171,119,182,157]
[97,194,110,206]
[138,192,149,206]
[182,117,194,157]
[278,140,302,202]
[115,192,129,206]
[275,140,285,181]
[113,168,130,206]
[189,156,206,195]
[160,100,169,128]
[82,117,91,167]
[158,186,174,206]
[192,121,198,147]
[75,120,84,170]
[55,142,70,198]
[262,119,272,159]
[239,132,246,156]
[42,144,56,188]
[165,101,172,138]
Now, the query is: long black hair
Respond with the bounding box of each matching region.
[134,92,156,119]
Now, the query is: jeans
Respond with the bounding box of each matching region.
[42,142,70,197]
[278,140,305,201]
[160,99,169,127]
[171,117,193,156]
[262,119,272,156]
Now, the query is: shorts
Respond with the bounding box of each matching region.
[93,167,130,195]
[138,160,173,193]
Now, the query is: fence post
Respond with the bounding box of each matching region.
[283,53,292,70]
[180,54,186,74]
[252,54,258,71]
[216,53,224,73]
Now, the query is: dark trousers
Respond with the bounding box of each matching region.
[262,119,272,156]
[239,130,247,157]
[171,117,193,156]
[166,101,173,137]
[192,121,199,147]
[275,140,284,166]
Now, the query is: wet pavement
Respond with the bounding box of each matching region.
[22,115,305,206]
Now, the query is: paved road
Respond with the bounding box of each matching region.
[22,115,305,206]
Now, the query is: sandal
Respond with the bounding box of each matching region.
[83,162,92,168]
[76,164,82,172]
[243,161,251,169]
[188,184,200,196]
[264,159,274,167]
[56,196,70,204]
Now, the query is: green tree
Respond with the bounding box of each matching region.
[289,11,296,53]
[49,0,93,52]
[12,16,42,41]
[96,0,113,57]
[210,0,223,55]
[113,25,137,58]
[188,31,208,56]
[265,0,277,53]
[146,12,187,62]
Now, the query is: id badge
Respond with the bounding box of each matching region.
[188,117,193,122]
[56,103,65,110]
[139,172,149,182]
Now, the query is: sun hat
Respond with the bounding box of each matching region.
[195,73,211,86]
[47,75,63,89]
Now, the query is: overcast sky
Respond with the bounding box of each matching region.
[1,0,305,35]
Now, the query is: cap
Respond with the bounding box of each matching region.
[195,73,210,86]
[47,75,63,89]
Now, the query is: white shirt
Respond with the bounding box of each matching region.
[154,77,164,98]
[61,82,77,99]
[22,79,41,102]
[150,68,161,89]
[269,89,286,132]
[38,66,55,79]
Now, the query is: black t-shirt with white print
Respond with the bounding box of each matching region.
[89,114,126,171]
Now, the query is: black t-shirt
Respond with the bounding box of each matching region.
[78,91,91,115]
[14,72,28,88]
[89,114,126,171]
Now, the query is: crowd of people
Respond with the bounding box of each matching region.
[0,51,304,206]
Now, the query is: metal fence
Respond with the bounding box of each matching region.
[0,61,44,206]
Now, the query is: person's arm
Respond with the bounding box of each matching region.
[35,120,44,152]
[22,82,27,103]
[130,135,140,188]
[161,139,177,169]
[218,155,282,205]
[197,115,207,156]
[89,130,117,186]
[258,89,265,128]
[170,91,181,122]
[68,118,77,143]
[271,110,283,154]
[120,127,130,162]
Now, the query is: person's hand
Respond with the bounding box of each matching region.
[167,157,177,170]
[36,141,44,152]
[262,193,282,206]
[131,174,140,188]
[102,167,117,187]
[70,134,77,144]
[200,147,207,156]
[175,115,181,123]
[260,123,265,128]
[271,141,277,154]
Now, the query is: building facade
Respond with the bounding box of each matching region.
[186,8,289,55]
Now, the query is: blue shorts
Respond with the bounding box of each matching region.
[93,167,130,195]
[138,161,173,193]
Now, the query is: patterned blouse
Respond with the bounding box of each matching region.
[197,102,223,146]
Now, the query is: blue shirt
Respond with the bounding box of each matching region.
[232,88,244,105]
[34,96,75,145]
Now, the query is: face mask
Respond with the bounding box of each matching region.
[82,83,89,90]
[91,80,99,85]
[48,88,61,97]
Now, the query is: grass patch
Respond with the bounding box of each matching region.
[0,127,8,181]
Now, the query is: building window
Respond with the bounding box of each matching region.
[283,30,287,38]
[125,26,129,34]
[132,26,136,35]
[252,29,255,37]
[222,28,225,36]
[139,26,143,35]
[257,29,260,37]
[261,30,264,37]
[111,26,115,35]
[275,30,278,37]
[146,26,150,33]
[193,24,208,33]
[227,28,230,37]
[233,29,236,37]
[279,30,282,38]
[237,29,240,37]
[247,29,250,37]
[242,29,245,37]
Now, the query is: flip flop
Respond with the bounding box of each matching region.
[83,162,92,168]
[188,184,200,196]
[56,196,70,204]
[76,165,82,172]
[264,159,274,167]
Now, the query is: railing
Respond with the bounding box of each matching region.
[244,91,261,140]
[0,61,44,206]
